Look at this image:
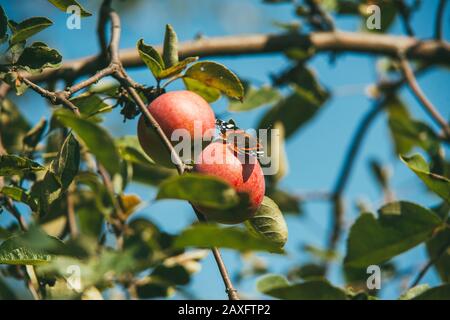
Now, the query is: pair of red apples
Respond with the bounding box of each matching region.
[137,90,265,224]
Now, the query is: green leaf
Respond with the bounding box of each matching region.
[288,263,326,281]
[258,88,326,139]
[0,155,44,176]
[159,57,198,80]
[70,93,111,117]
[183,76,221,103]
[156,173,239,209]
[10,17,53,45]
[257,275,346,300]
[245,196,288,248]
[0,244,51,265]
[16,42,62,71]
[162,24,178,68]
[401,154,450,203]
[413,284,450,300]
[427,227,450,283]
[385,97,440,155]
[116,136,154,166]
[344,201,442,268]
[184,61,244,100]
[50,133,80,190]
[174,224,283,253]
[1,186,38,211]
[131,162,176,186]
[399,284,430,300]
[47,0,92,17]
[274,64,328,105]
[54,110,120,175]
[5,41,24,63]
[30,170,63,216]
[137,39,164,80]
[23,117,47,149]
[0,5,7,42]
[228,86,281,112]
[256,274,289,292]
[0,228,64,265]
[267,188,302,214]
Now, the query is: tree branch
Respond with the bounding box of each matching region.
[398,55,450,138]
[20,77,80,115]
[27,31,450,84]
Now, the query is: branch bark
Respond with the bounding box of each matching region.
[399,56,450,138]
[27,31,450,84]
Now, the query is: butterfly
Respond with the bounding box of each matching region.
[215,119,264,158]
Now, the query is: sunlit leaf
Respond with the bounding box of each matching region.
[47,0,92,17]
[183,76,221,103]
[162,24,178,68]
[245,196,288,248]
[159,57,198,80]
[413,284,450,300]
[399,284,430,300]
[116,135,154,166]
[70,93,112,117]
[1,186,38,211]
[401,154,450,203]
[10,17,53,45]
[0,155,44,176]
[184,61,244,100]
[137,39,164,80]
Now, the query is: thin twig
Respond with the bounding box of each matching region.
[20,77,80,115]
[397,0,415,36]
[398,55,450,138]
[409,236,450,288]
[192,208,239,300]
[305,0,336,31]
[97,0,112,55]
[435,0,447,40]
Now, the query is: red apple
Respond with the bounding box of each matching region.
[193,141,265,224]
[137,90,216,167]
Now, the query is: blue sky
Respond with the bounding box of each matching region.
[2,0,449,299]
